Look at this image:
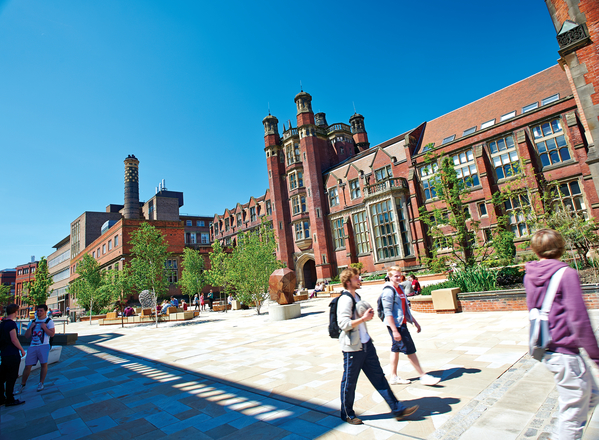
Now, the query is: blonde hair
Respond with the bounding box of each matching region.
[340,267,360,289]
[531,229,565,260]
[386,266,402,277]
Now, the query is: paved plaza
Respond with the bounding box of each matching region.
[2,285,599,439]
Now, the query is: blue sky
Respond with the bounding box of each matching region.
[0,0,560,269]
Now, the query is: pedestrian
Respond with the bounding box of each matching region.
[383,266,440,386]
[15,304,55,394]
[410,275,421,295]
[0,304,26,407]
[337,267,418,425]
[207,290,214,310]
[525,229,599,439]
[193,294,200,311]
[399,275,415,297]
[200,293,205,311]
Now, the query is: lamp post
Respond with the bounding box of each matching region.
[120,257,125,328]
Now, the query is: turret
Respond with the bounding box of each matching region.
[123,155,140,220]
[350,113,369,152]
[262,114,280,149]
[295,91,314,126]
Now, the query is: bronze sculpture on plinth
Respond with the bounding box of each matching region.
[269,268,296,305]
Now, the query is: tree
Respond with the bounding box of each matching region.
[178,248,206,304]
[227,220,283,315]
[418,146,492,268]
[23,257,53,307]
[129,222,171,328]
[104,265,135,327]
[207,240,232,307]
[0,284,12,310]
[70,254,112,323]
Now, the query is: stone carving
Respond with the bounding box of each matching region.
[269,268,296,305]
[139,290,155,309]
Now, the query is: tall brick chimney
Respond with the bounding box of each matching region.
[123,154,140,220]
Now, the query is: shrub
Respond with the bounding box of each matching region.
[449,266,497,293]
[363,273,386,281]
[349,262,364,273]
[420,280,458,296]
[330,275,340,284]
[496,266,524,286]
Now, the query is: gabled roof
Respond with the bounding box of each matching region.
[417,64,572,153]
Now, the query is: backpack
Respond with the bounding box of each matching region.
[377,285,401,321]
[44,317,54,348]
[328,291,356,339]
[529,267,566,361]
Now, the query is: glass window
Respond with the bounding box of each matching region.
[291,195,306,215]
[500,111,516,121]
[533,119,570,167]
[396,198,412,256]
[92,251,95,259]
[201,233,210,244]
[504,195,530,238]
[452,149,480,187]
[165,259,178,284]
[294,221,310,240]
[481,119,495,129]
[542,94,559,106]
[352,211,371,254]
[489,134,520,179]
[266,200,272,215]
[329,187,339,207]
[442,135,455,144]
[186,220,192,226]
[102,244,106,254]
[197,220,205,227]
[237,213,242,225]
[225,218,230,231]
[478,202,488,217]
[375,165,392,182]
[114,235,119,246]
[331,218,345,249]
[349,179,361,199]
[250,207,256,222]
[370,199,400,260]
[108,240,112,251]
[463,126,476,136]
[523,102,538,113]
[552,180,588,219]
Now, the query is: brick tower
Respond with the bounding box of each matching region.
[263,114,295,269]
[123,154,140,220]
[350,113,370,152]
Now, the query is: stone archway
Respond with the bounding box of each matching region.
[295,254,316,290]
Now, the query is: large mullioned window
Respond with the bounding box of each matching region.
[533,119,571,167]
[331,218,345,249]
[352,211,371,254]
[489,135,519,179]
[452,149,479,187]
[370,200,399,260]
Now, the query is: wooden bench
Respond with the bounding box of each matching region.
[106,312,117,320]
[213,304,232,312]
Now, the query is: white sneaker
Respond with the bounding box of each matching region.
[37,382,44,392]
[390,376,411,385]
[14,384,25,395]
[420,374,441,386]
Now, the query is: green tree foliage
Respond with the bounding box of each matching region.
[349,262,364,273]
[24,257,53,306]
[129,222,171,327]
[178,248,206,302]
[418,146,491,268]
[227,220,283,315]
[70,254,112,318]
[0,284,13,309]
[104,265,136,327]
[207,240,231,304]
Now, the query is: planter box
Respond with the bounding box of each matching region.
[294,294,309,301]
[431,288,461,313]
[80,314,106,322]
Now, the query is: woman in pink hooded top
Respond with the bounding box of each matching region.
[525,229,599,439]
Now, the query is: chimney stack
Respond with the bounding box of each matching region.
[124,155,140,219]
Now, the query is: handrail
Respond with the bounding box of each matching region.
[364,177,407,195]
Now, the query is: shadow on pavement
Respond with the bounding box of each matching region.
[361,396,461,422]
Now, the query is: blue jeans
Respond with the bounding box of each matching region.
[340,338,406,420]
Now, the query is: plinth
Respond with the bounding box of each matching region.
[269,303,301,321]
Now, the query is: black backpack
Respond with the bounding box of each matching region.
[328,291,356,339]
[377,285,401,321]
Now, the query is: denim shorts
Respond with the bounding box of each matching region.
[25,345,50,366]
[387,324,416,355]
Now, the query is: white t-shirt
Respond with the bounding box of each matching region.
[352,293,370,344]
[29,318,55,346]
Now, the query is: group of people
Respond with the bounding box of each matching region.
[336,229,599,439]
[193,290,214,311]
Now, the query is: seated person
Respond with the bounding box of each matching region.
[171,296,179,308]
[181,301,188,311]
[160,301,172,315]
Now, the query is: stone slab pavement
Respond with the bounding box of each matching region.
[2,284,598,439]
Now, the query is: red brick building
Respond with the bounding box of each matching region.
[14,259,38,317]
[213,62,599,288]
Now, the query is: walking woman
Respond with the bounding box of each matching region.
[200,293,205,312]
[193,294,200,311]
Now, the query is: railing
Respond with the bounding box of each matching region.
[364,177,408,196]
[315,126,328,136]
[327,123,351,134]
[282,128,299,140]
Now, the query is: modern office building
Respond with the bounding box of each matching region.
[47,236,71,313]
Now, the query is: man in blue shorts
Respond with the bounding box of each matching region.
[15,304,55,394]
[382,267,440,386]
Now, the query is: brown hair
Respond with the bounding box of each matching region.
[386,266,402,277]
[340,267,360,289]
[531,229,565,260]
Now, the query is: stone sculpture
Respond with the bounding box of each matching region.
[139,290,155,309]
[269,268,296,305]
